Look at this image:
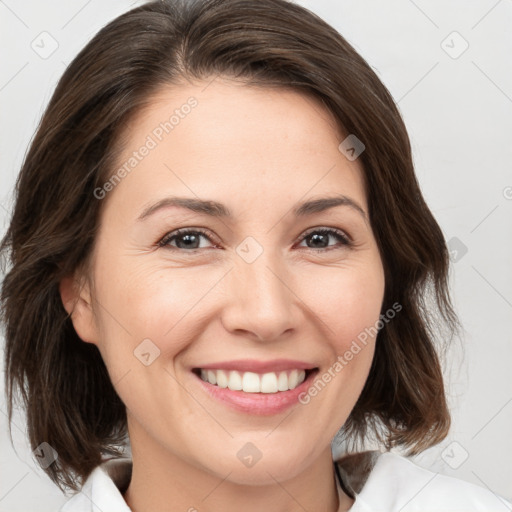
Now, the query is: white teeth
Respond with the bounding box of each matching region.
[277,371,288,391]
[242,372,260,392]
[288,369,299,389]
[261,372,278,393]
[198,369,308,393]
[228,370,242,390]
[207,370,217,385]
[216,369,229,388]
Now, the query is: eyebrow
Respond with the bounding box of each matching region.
[137,194,367,221]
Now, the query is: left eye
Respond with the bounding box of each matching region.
[158,227,351,252]
[297,228,351,250]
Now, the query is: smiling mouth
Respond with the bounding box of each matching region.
[192,368,318,393]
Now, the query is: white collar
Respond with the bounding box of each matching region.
[60,451,512,511]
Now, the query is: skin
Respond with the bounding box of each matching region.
[60,77,385,512]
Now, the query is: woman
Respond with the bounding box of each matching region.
[1,0,509,510]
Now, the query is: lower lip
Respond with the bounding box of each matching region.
[193,370,318,415]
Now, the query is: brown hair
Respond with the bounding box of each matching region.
[1,0,459,493]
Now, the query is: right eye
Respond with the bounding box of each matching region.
[158,228,218,252]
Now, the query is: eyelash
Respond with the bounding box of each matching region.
[158,227,353,253]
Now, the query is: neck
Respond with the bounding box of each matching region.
[122,419,354,512]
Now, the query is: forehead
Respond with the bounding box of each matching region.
[104,78,367,219]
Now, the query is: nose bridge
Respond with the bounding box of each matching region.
[221,237,297,341]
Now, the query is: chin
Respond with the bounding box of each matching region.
[220,460,305,486]
[196,444,316,486]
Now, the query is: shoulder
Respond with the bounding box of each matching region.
[59,458,132,512]
[336,451,512,512]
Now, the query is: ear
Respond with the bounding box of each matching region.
[59,273,99,345]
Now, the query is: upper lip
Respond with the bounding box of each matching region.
[193,359,317,373]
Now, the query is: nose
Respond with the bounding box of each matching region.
[220,249,299,343]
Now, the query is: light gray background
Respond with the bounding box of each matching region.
[1,0,511,510]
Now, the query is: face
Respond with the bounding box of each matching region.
[63,77,385,484]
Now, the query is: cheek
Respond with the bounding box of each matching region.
[299,259,385,412]
[92,259,223,360]
[95,250,385,346]
[286,263,384,443]
[300,260,385,350]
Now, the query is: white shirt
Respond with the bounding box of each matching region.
[60,451,512,511]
